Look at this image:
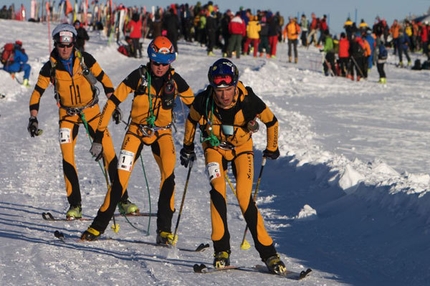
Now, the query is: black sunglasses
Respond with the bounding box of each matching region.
[57,43,74,48]
[152,61,169,66]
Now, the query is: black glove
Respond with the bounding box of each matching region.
[180,144,196,168]
[263,148,280,160]
[112,107,122,124]
[27,116,40,137]
[89,131,104,161]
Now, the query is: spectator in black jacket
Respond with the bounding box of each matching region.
[163,8,180,53]
[74,20,90,52]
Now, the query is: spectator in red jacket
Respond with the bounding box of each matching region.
[227,11,246,59]
[126,13,143,58]
[307,13,319,47]
[337,32,350,77]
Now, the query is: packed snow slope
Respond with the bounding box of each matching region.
[1,20,430,286]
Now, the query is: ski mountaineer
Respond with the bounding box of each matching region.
[81,36,195,245]
[27,23,138,220]
[179,58,287,275]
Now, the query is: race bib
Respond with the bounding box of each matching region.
[59,128,71,144]
[118,150,134,172]
[206,162,221,182]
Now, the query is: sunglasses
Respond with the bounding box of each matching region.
[152,61,169,66]
[212,75,233,86]
[57,43,74,48]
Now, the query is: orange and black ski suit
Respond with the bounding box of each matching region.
[89,64,194,234]
[183,82,279,260]
[29,48,122,208]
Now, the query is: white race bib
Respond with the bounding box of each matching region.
[59,128,71,144]
[118,150,134,172]
[206,162,221,182]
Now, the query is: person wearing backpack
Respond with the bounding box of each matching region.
[348,33,366,81]
[179,58,286,275]
[81,36,195,244]
[377,41,388,84]
[2,40,32,87]
[27,23,139,220]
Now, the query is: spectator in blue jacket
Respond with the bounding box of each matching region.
[364,30,375,70]
[397,30,411,67]
[3,40,31,87]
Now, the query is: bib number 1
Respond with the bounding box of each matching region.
[118,150,134,172]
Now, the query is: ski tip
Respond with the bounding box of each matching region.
[193,263,207,273]
[299,268,312,279]
[195,243,210,252]
[54,230,64,238]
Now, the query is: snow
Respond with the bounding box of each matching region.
[1,19,430,285]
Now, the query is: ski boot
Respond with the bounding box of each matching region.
[81,227,101,241]
[118,199,139,215]
[213,250,231,269]
[66,204,82,220]
[156,230,178,246]
[264,254,287,275]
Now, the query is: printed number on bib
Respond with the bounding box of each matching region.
[118,150,134,172]
[59,128,71,144]
[206,162,221,182]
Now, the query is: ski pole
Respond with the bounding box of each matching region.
[80,113,119,233]
[240,157,267,250]
[225,173,254,248]
[172,160,194,245]
[225,173,237,196]
[140,155,152,235]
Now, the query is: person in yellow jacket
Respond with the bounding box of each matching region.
[81,36,195,244]
[243,15,261,57]
[179,58,286,275]
[27,23,138,220]
[284,17,301,63]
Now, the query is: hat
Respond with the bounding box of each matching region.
[52,23,77,44]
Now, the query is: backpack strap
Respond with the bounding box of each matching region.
[76,49,97,86]
[50,48,99,109]
[136,64,148,94]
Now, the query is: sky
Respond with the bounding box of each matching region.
[1,0,430,35]
[2,19,430,285]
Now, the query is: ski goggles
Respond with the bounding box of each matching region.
[212,75,233,87]
[57,43,74,48]
[152,61,169,67]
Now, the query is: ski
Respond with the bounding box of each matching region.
[193,263,242,273]
[43,211,157,221]
[128,239,210,252]
[254,264,312,280]
[193,263,312,280]
[42,212,91,221]
[53,230,85,243]
[53,230,210,252]
[114,212,157,217]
